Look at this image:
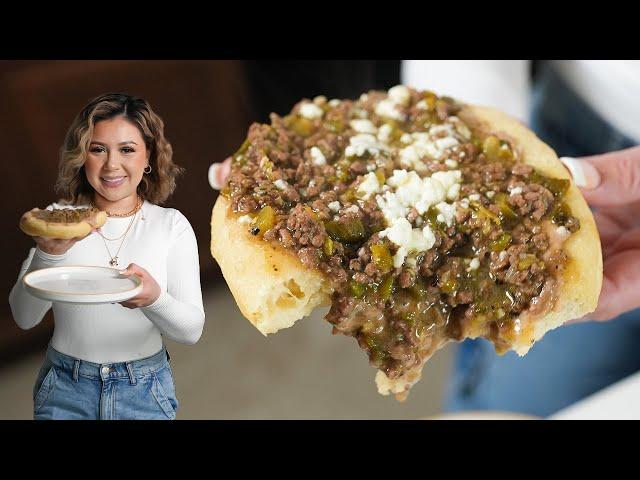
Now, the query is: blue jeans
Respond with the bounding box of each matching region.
[445,63,640,417]
[33,345,179,420]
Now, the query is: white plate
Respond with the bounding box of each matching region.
[23,266,143,304]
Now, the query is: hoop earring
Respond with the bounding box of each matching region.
[144,164,152,174]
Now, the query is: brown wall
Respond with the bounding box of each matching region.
[1,60,255,362]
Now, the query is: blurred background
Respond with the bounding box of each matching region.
[1,60,456,419]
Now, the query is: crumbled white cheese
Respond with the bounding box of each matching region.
[432,170,462,195]
[499,251,508,261]
[435,202,457,227]
[393,247,408,268]
[435,137,459,152]
[376,190,409,224]
[469,194,481,201]
[274,179,288,190]
[415,217,423,227]
[328,201,341,212]
[238,215,252,225]
[444,159,459,169]
[377,123,393,144]
[313,95,327,106]
[510,186,523,196]
[447,116,472,140]
[421,225,436,250]
[429,124,457,138]
[357,172,381,200]
[310,146,326,166]
[459,198,470,208]
[375,99,406,121]
[328,99,341,107]
[379,169,462,221]
[397,128,460,160]
[380,218,436,256]
[400,133,413,144]
[388,85,411,106]
[486,190,495,199]
[416,99,428,110]
[447,183,461,201]
[399,145,426,171]
[350,119,377,134]
[468,257,480,271]
[345,205,360,214]
[345,134,386,158]
[299,102,323,119]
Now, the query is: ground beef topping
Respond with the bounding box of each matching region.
[224,86,580,385]
[34,207,100,223]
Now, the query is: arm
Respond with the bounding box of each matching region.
[9,248,67,330]
[134,214,205,345]
[402,60,531,122]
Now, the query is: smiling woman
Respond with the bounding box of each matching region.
[9,93,205,420]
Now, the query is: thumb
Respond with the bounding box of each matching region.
[560,146,640,207]
[208,157,231,190]
[118,263,138,276]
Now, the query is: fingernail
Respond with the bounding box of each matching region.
[118,269,127,275]
[559,157,601,189]
[208,163,223,190]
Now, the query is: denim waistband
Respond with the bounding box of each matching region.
[45,344,169,384]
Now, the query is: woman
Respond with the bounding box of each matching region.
[9,93,205,420]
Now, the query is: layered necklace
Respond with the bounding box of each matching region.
[92,196,144,268]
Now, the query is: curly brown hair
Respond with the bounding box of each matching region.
[55,93,184,205]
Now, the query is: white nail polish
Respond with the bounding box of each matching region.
[208,163,221,190]
[559,157,588,187]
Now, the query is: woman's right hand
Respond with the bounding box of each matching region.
[208,157,232,190]
[33,230,96,255]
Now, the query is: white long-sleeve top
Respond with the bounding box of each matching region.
[402,60,640,142]
[9,200,205,364]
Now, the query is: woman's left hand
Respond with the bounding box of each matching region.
[118,263,161,308]
[560,147,640,322]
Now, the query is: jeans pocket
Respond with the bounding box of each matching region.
[151,371,177,420]
[34,367,58,413]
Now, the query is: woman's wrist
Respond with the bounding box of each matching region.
[140,291,168,310]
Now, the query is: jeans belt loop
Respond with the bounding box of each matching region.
[126,362,137,386]
[72,360,80,383]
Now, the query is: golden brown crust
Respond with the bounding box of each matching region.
[210,102,603,398]
[20,208,107,239]
[211,195,333,335]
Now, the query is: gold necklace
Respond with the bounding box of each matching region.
[92,196,142,218]
[100,210,140,267]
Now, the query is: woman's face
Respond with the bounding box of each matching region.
[84,116,148,204]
